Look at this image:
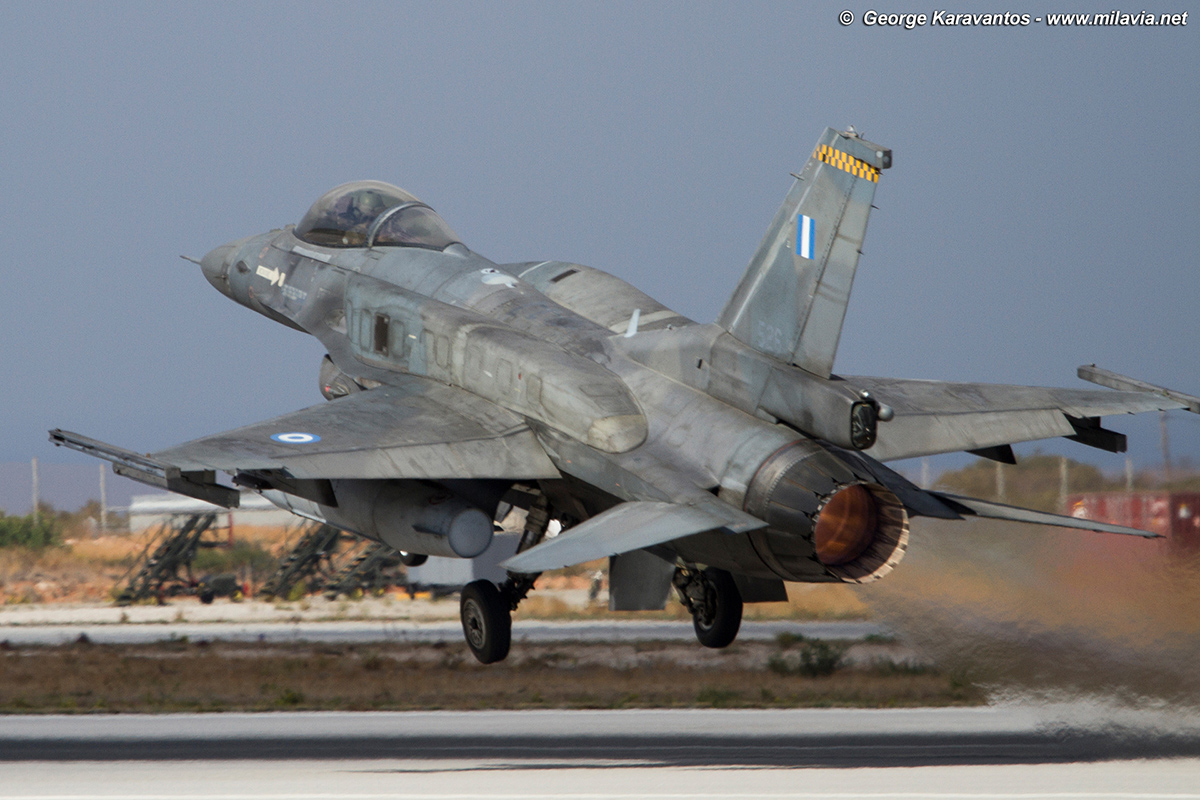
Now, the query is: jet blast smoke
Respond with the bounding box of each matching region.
[857,517,1200,709]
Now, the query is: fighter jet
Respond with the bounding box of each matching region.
[51,128,1199,663]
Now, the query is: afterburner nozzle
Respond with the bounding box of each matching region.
[814,484,878,566]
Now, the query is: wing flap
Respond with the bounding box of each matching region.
[151,378,560,480]
[501,499,766,573]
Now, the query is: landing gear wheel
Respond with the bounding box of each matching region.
[460,580,512,664]
[399,551,427,567]
[691,568,743,649]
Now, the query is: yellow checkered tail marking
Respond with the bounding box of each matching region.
[814,144,880,182]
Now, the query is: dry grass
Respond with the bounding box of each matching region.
[0,547,122,604]
[0,639,978,713]
[0,525,321,605]
[515,580,868,621]
[3,528,873,623]
[751,583,870,620]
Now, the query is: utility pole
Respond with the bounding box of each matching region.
[1160,411,1171,482]
[99,464,107,532]
[1125,455,1134,491]
[995,461,1006,502]
[31,457,39,525]
[920,457,931,490]
[1058,456,1068,511]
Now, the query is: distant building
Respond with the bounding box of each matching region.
[127,492,296,531]
[405,533,520,595]
[1065,491,1200,553]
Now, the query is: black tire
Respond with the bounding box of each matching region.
[691,567,743,649]
[198,590,215,605]
[399,551,428,567]
[460,580,512,664]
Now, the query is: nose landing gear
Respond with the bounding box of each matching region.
[675,565,743,648]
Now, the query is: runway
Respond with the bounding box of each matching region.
[3,705,1200,765]
[1,757,1198,800]
[1,707,1198,797]
[0,619,885,646]
[0,614,1192,797]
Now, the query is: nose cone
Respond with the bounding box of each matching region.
[200,243,237,298]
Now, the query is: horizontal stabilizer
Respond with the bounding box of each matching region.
[500,500,766,574]
[846,375,1191,462]
[930,491,1159,538]
[1078,365,1200,414]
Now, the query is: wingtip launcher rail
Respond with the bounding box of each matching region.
[48,429,240,508]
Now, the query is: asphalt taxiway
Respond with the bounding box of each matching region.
[0,619,885,647]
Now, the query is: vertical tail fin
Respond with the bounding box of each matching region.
[717,128,891,378]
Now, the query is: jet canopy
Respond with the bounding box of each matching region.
[295,180,461,250]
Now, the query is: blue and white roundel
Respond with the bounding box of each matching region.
[271,432,320,444]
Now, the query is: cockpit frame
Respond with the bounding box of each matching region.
[294,181,461,252]
[366,201,428,248]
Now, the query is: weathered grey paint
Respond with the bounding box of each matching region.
[718,128,889,378]
[608,549,676,611]
[51,128,1197,592]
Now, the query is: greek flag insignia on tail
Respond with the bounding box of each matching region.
[718,127,890,377]
[796,214,815,260]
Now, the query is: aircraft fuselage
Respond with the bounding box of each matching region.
[199,224,890,584]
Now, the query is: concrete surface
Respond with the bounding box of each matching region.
[1,706,1198,797]
[0,618,887,646]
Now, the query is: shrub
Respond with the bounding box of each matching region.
[192,541,278,579]
[767,640,847,677]
[0,515,62,549]
[775,632,805,649]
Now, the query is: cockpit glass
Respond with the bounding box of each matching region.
[294,181,417,247]
[372,206,461,250]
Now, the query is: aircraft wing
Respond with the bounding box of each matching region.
[52,376,560,505]
[152,380,560,480]
[846,373,1193,462]
[500,498,766,574]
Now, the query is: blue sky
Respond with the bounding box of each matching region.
[1,2,1196,511]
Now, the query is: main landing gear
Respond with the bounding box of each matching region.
[460,580,511,664]
[458,494,553,664]
[456,493,747,661]
[674,565,743,648]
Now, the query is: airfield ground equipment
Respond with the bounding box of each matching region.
[113,512,228,605]
[321,541,405,599]
[197,573,244,604]
[257,521,346,600]
[259,522,410,600]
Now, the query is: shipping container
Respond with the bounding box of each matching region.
[1064,491,1200,554]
